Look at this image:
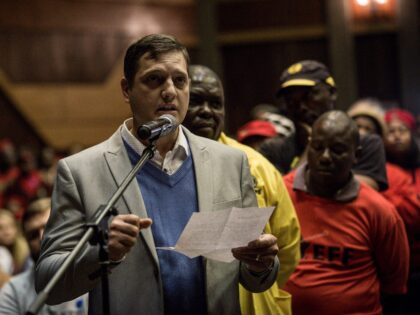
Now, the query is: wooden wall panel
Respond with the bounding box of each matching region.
[0,0,195,34]
[0,63,132,149]
[0,0,197,149]
[355,33,400,104]
[0,0,196,83]
[0,88,45,150]
[218,0,326,32]
[0,31,132,82]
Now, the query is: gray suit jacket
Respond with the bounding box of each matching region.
[35,126,278,315]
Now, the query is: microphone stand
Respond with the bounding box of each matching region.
[27,141,157,315]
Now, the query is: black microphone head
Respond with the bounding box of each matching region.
[159,114,178,126]
[137,114,179,140]
[158,114,179,136]
[137,125,152,140]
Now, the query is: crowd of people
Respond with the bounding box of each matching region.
[0,34,419,315]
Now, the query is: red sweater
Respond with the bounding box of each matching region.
[382,162,420,272]
[284,171,409,315]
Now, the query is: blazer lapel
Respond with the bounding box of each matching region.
[104,130,159,266]
[183,127,213,213]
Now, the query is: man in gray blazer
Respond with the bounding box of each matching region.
[35,34,279,315]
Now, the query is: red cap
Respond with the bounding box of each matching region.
[385,108,416,131]
[237,120,277,142]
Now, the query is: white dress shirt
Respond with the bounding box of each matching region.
[121,118,190,175]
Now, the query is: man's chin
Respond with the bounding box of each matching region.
[313,170,335,181]
[191,127,217,140]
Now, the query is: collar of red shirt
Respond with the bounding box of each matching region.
[293,163,360,202]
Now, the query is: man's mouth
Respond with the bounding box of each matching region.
[315,168,334,175]
[157,104,177,113]
[195,121,215,128]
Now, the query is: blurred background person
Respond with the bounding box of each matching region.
[258,135,297,175]
[0,210,30,275]
[347,98,387,137]
[0,197,88,314]
[247,103,297,174]
[347,99,388,191]
[0,139,20,212]
[236,120,277,150]
[236,119,297,175]
[250,103,296,139]
[275,60,337,169]
[38,146,59,195]
[352,133,389,192]
[384,108,420,177]
[381,108,420,315]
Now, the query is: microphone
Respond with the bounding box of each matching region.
[137,114,178,141]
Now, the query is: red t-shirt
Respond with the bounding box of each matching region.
[382,162,420,272]
[284,171,409,315]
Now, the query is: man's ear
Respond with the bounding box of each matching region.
[120,77,130,103]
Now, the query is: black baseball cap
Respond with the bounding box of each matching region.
[277,60,335,93]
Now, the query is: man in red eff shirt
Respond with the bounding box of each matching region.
[283,110,409,315]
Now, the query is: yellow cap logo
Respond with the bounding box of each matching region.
[287,63,303,75]
[326,76,335,87]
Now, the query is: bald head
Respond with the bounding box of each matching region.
[189,65,225,104]
[307,110,360,197]
[313,111,360,148]
[184,65,225,140]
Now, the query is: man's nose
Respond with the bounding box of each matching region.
[320,148,332,162]
[162,79,176,101]
[198,101,213,117]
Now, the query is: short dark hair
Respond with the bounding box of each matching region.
[123,34,190,88]
[22,198,51,230]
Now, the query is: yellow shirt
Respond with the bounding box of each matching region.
[219,133,301,315]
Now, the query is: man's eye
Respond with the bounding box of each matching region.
[144,74,163,87]
[331,146,346,155]
[189,95,203,106]
[147,75,160,82]
[211,100,222,109]
[174,76,187,88]
[311,143,323,151]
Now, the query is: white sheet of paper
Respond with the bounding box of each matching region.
[156,206,274,263]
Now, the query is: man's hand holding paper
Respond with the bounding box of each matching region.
[156,206,276,266]
[231,234,278,273]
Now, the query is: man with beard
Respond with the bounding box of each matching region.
[183,64,300,315]
[283,111,409,315]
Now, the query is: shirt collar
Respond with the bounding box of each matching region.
[293,163,360,202]
[120,118,190,158]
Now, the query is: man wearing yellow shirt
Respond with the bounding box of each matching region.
[183,64,301,315]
